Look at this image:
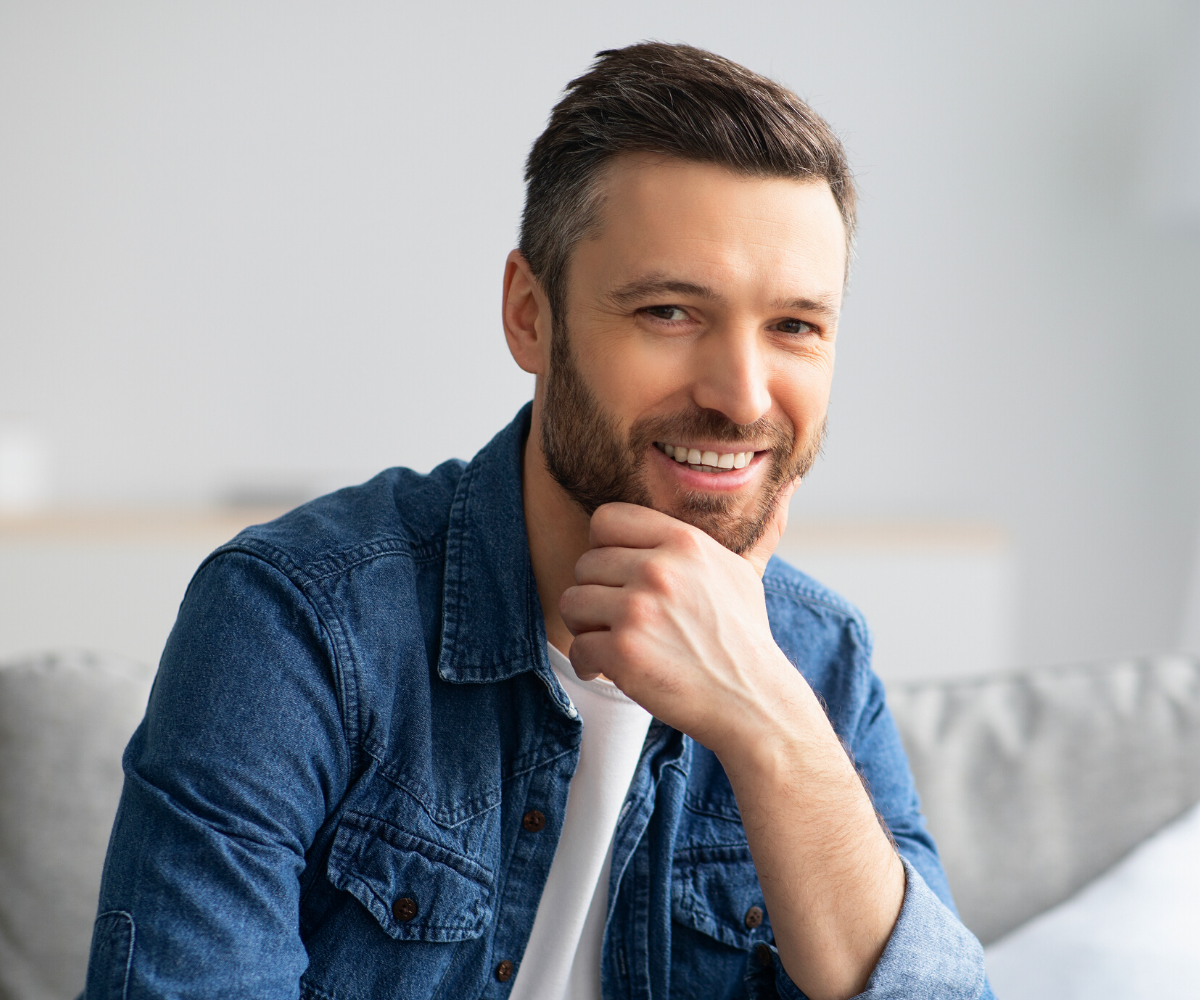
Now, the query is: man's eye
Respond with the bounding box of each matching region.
[776,318,815,335]
[644,305,688,322]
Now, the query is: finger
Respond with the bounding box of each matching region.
[559,584,624,635]
[574,545,650,586]
[743,477,799,578]
[568,629,619,683]
[589,502,679,550]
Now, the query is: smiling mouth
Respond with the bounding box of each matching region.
[654,441,759,473]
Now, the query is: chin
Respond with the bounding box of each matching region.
[659,495,773,555]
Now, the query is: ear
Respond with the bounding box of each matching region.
[502,250,553,376]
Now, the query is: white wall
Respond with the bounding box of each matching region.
[777,523,1016,681]
[2,0,1198,669]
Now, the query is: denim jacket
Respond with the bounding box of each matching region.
[88,404,989,1000]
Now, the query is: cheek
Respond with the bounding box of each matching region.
[772,356,834,427]
[580,334,692,418]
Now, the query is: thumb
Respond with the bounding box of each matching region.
[742,477,799,578]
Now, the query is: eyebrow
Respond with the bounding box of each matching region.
[606,277,715,305]
[605,275,840,316]
[773,295,841,317]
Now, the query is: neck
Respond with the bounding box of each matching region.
[521,396,593,657]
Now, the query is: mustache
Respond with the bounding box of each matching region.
[628,408,795,455]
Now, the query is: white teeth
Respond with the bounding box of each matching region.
[658,443,756,472]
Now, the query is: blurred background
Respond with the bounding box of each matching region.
[2,0,1199,677]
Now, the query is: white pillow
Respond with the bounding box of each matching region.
[985,797,1200,999]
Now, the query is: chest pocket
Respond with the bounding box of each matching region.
[673,745,772,949]
[671,843,773,950]
[326,811,493,942]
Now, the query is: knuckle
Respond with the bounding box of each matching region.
[624,592,659,627]
[558,586,580,614]
[590,504,616,533]
[573,550,599,582]
[611,628,642,662]
[639,557,674,593]
[674,528,704,557]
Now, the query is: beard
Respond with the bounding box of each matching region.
[540,322,825,554]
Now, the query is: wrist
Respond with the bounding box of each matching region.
[708,649,843,779]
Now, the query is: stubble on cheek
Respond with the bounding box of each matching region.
[540,325,654,515]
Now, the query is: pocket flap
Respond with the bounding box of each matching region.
[672,845,772,950]
[327,812,493,942]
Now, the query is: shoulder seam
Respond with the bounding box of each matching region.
[215,535,444,586]
[763,576,874,661]
[192,544,361,772]
[764,576,860,620]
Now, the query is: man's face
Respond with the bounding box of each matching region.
[539,154,845,554]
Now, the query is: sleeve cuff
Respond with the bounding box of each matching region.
[747,858,988,1000]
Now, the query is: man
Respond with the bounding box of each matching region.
[88,43,990,1000]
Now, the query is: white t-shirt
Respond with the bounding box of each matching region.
[507,644,653,1000]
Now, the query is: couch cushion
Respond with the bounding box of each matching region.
[0,651,154,1000]
[887,655,1200,944]
[983,796,1200,999]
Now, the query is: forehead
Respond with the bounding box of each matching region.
[577,153,848,302]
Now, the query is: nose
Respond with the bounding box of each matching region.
[689,324,773,428]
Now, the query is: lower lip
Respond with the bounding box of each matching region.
[650,445,766,491]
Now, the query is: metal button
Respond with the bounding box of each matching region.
[744,904,764,929]
[495,959,514,982]
[755,942,772,966]
[392,897,418,922]
[522,809,546,833]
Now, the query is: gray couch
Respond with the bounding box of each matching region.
[890,654,1200,945]
[2,651,1198,1000]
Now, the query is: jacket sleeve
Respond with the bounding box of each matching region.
[750,860,993,1000]
[86,550,352,999]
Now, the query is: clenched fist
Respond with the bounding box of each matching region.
[559,486,806,757]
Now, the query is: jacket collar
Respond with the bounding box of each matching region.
[436,404,568,705]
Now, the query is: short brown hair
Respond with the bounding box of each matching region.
[519,42,856,322]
